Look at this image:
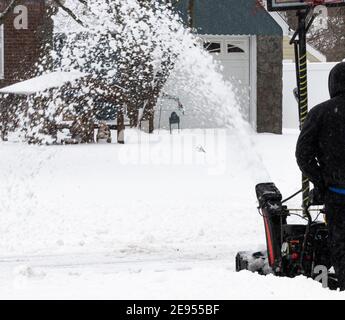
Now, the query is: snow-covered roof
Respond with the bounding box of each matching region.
[268,11,291,36]
[0,71,86,95]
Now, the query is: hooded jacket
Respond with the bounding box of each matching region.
[296,62,345,189]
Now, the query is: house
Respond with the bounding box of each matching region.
[0,0,52,89]
[158,0,284,134]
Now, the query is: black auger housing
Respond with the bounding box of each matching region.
[256,183,288,273]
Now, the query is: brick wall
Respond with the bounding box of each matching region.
[0,0,52,88]
[257,35,283,134]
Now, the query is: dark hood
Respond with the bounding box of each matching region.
[329,62,345,98]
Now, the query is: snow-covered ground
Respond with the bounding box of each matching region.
[0,129,343,299]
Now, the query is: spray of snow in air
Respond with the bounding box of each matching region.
[50,0,269,182]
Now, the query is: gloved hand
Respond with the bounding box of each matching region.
[309,186,325,206]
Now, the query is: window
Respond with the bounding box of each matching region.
[204,42,221,54]
[0,25,3,79]
[227,43,245,54]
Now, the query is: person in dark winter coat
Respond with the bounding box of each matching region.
[296,61,345,290]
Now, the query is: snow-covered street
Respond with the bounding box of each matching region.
[0,129,343,299]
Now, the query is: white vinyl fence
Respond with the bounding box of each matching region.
[283,62,337,129]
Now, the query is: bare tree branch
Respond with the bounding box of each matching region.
[52,0,85,27]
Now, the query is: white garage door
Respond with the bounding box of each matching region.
[155,35,256,131]
[202,36,251,120]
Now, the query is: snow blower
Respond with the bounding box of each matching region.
[235,183,336,287]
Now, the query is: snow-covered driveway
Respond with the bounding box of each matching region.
[0,129,343,299]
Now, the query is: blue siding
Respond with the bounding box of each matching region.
[175,0,282,36]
